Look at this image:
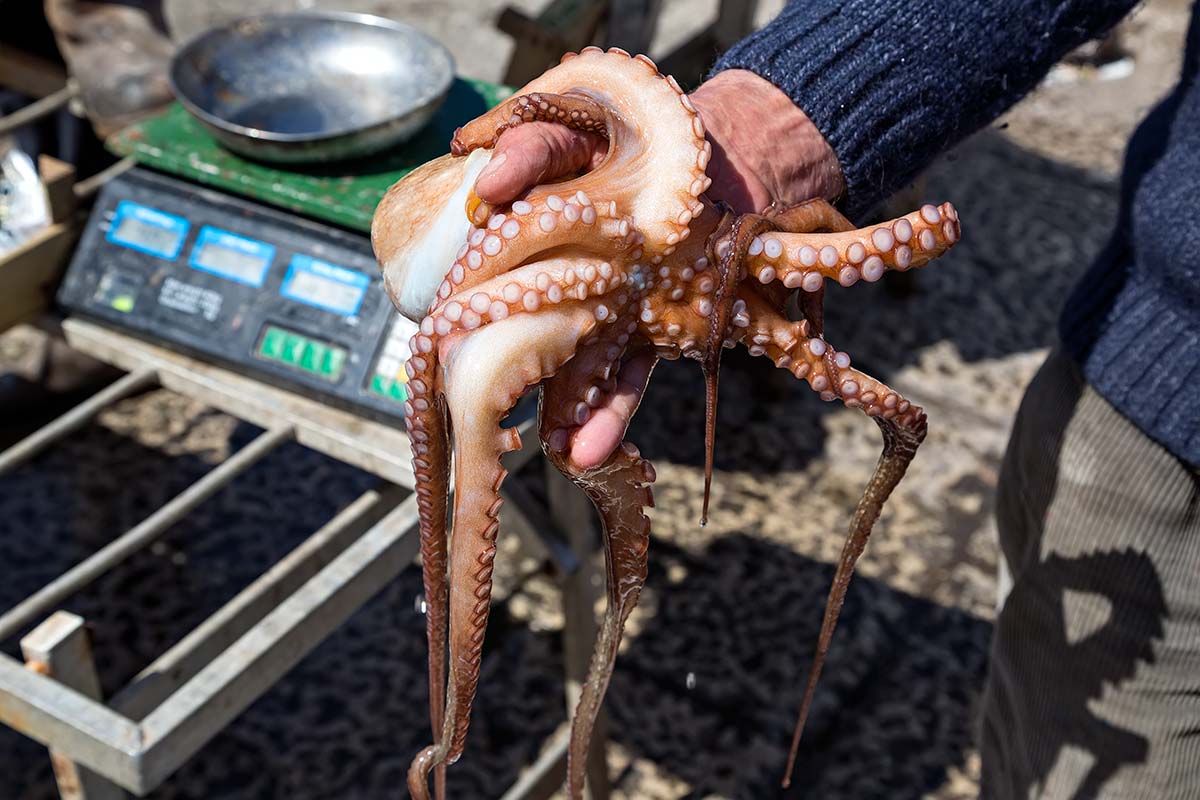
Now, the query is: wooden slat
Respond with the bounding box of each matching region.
[0,45,69,98]
[0,222,81,332]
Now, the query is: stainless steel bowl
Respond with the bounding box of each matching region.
[169,12,455,164]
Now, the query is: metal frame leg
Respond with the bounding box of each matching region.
[21,612,125,800]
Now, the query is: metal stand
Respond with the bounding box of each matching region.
[0,318,610,798]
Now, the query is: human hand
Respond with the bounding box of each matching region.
[472,69,844,469]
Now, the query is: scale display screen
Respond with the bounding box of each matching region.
[188,226,275,286]
[107,201,189,260]
[280,254,369,316]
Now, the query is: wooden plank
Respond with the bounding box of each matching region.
[39,156,77,223]
[0,44,69,98]
[0,222,81,332]
[500,0,608,86]
[605,0,663,53]
[21,613,126,800]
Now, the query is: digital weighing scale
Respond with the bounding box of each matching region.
[57,167,419,423]
[0,79,612,800]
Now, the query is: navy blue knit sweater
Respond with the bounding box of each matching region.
[713,1,1200,466]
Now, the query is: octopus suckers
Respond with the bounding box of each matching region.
[862,256,886,282]
[873,228,895,251]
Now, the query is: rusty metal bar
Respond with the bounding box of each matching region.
[136,495,421,789]
[0,426,293,642]
[109,485,408,720]
[0,652,142,790]
[0,369,156,475]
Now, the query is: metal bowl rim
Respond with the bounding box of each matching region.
[168,10,456,144]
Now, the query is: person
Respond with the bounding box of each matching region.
[473,1,1200,797]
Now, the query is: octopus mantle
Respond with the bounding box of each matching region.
[372,47,961,800]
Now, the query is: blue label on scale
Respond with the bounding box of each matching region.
[188,226,275,287]
[280,254,369,316]
[107,201,190,260]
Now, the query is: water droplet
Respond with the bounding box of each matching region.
[414,595,427,615]
[685,672,696,690]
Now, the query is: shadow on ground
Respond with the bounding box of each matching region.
[609,534,991,799]
[0,451,991,799]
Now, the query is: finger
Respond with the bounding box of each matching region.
[569,353,655,470]
[474,122,608,205]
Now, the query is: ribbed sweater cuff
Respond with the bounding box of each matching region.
[711,0,1137,219]
[1062,270,1200,467]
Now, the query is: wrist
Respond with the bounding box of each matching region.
[690,70,845,213]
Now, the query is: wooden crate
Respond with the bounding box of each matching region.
[0,156,80,332]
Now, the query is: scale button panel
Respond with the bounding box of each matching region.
[257,325,347,381]
[368,317,419,403]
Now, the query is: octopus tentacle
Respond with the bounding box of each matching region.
[550,436,654,800]
[451,91,610,156]
[781,412,925,789]
[434,198,637,309]
[427,257,638,341]
[764,198,856,234]
[745,202,961,290]
[697,210,778,523]
[407,305,609,800]
[463,48,709,255]
[764,199,859,337]
[402,348,451,800]
[731,295,928,787]
[540,316,655,799]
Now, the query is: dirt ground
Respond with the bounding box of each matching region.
[0,0,1192,798]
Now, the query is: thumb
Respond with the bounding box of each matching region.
[474,122,607,205]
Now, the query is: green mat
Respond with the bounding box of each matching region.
[108,78,512,233]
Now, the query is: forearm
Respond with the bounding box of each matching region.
[712,0,1140,217]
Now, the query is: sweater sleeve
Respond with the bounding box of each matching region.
[711,0,1139,217]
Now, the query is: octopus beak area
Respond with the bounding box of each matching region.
[406,303,606,797]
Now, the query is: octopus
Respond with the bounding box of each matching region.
[371,47,961,800]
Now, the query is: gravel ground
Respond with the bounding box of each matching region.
[0,0,1192,798]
